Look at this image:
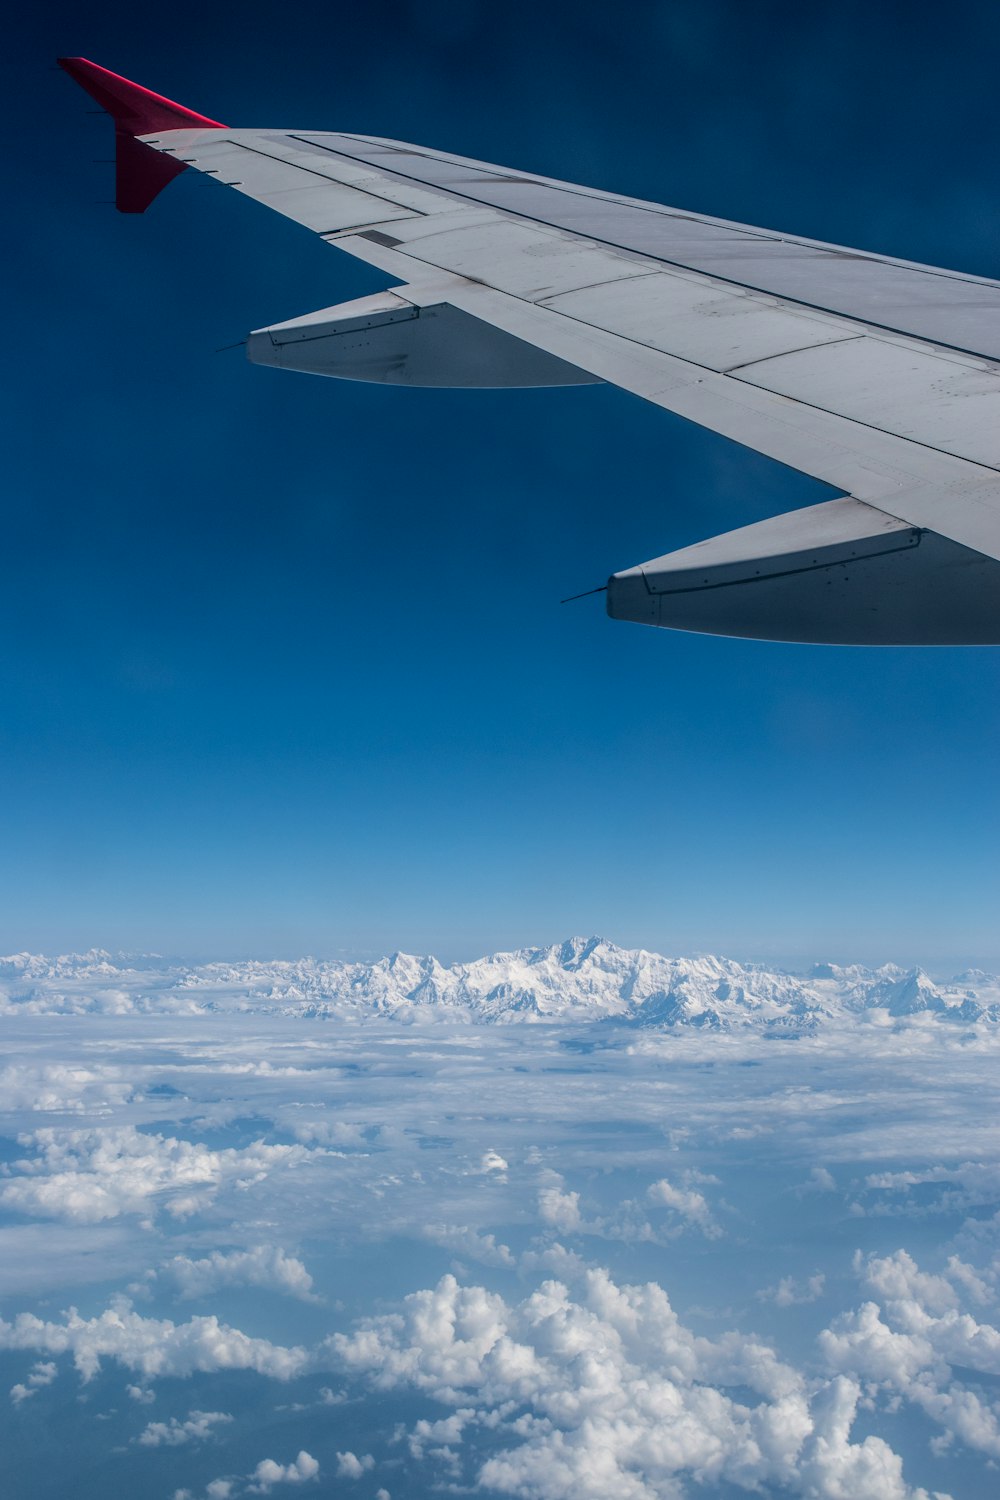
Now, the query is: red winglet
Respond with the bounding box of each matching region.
[58,56,226,213]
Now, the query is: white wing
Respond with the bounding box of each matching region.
[60,57,1000,644]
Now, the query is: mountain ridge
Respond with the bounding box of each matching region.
[2,938,998,1031]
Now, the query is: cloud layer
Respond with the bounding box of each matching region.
[0,1126,321,1223]
[3,966,999,1497]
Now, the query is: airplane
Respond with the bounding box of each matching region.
[59,56,1000,645]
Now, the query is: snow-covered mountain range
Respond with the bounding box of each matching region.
[2,937,999,1031]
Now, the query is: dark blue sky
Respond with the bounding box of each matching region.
[7,0,1000,964]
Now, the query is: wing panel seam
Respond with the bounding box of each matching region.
[722,335,867,374]
[282,135,1000,366]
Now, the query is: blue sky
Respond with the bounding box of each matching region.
[7,0,1000,964]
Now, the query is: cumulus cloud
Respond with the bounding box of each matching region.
[406,1409,471,1460]
[159,1246,317,1302]
[537,1183,583,1234]
[793,1376,941,1500]
[0,1063,136,1115]
[532,1172,656,1244]
[136,1409,232,1446]
[0,1126,320,1224]
[859,1248,959,1315]
[328,1266,937,1498]
[249,1451,319,1490]
[519,1242,589,1282]
[861,1162,1000,1219]
[178,1453,319,1500]
[944,1255,992,1306]
[9,1360,57,1404]
[534,1172,716,1247]
[820,1248,1000,1460]
[290,1119,367,1148]
[758,1274,826,1308]
[423,1223,515,1267]
[335,1451,374,1478]
[0,1300,309,1383]
[647,1176,721,1238]
[801,1166,837,1193]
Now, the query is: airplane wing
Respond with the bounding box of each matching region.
[58,56,1000,645]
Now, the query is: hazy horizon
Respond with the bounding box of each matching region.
[3,932,1000,981]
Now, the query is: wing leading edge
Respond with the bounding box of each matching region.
[59,57,1000,644]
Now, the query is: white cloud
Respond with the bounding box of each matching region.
[647,1176,721,1238]
[801,1166,837,1193]
[819,1248,1000,1461]
[335,1451,374,1478]
[537,1184,582,1234]
[9,1359,57,1404]
[861,1162,1000,1219]
[249,1451,319,1490]
[193,1452,320,1499]
[424,1223,515,1267]
[160,1246,317,1302]
[858,1249,958,1315]
[821,1299,933,1387]
[6,957,1000,1499]
[290,1119,367,1148]
[758,1274,826,1308]
[944,1255,992,1306]
[0,1063,136,1115]
[328,1266,937,1498]
[480,1151,509,1177]
[406,1409,471,1459]
[0,1300,309,1382]
[534,1173,714,1248]
[137,1409,232,1446]
[793,1376,939,1500]
[520,1242,589,1282]
[0,1126,320,1224]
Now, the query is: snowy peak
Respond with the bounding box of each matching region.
[0,941,998,1030]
